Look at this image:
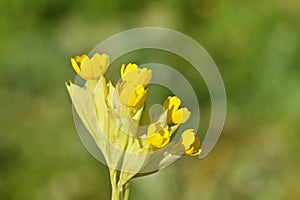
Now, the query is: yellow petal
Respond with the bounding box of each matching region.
[185,146,195,155]
[75,55,88,65]
[130,85,147,107]
[71,55,88,74]
[90,53,109,74]
[181,129,196,149]
[122,67,152,86]
[148,131,170,148]
[163,96,181,110]
[121,63,138,78]
[71,58,81,73]
[180,108,191,123]
[172,108,191,124]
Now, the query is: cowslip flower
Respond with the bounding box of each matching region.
[181,129,202,156]
[71,53,109,80]
[116,63,151,107]
[164,96,191,124]
[66,53,201,200]
[147,122,170,148]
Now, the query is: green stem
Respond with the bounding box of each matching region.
[109,169,119,200]
[124,182,130,200]
[109,169,131,200]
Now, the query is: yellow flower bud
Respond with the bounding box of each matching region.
[163,96,191,124]
[70,53,109,80]
[147,122,170,148]
[181,129,201,156]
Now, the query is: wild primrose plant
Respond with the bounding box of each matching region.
[66,53,201,200]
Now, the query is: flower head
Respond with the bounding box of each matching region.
[147,122,170,148]
[116,63,152,107]
[181,129,202,156]
[71,53,109,80]
[163,96,191,124]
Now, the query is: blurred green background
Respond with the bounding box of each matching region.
[1,0,300,199]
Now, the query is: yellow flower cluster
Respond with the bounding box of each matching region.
[66,53,202,199]
[68,53,201,156]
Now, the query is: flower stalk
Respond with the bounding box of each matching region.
[109,168,130,200]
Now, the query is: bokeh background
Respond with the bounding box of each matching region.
[1,0,300,199]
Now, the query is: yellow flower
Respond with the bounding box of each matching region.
[116,63,152,107]
[71,53,109,80]
[147,122,170,148]
[163,96,191,124]
[181,129,201,156]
